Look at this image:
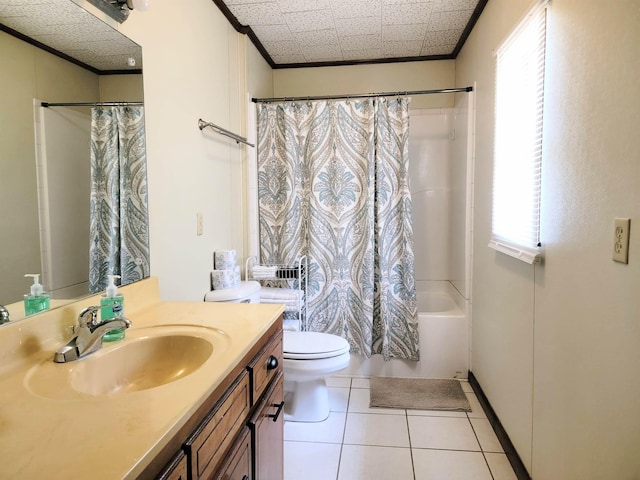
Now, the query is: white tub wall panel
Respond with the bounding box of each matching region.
[445,281,467,313]
[463,90,476,303]
[450,94,470,298]
[408,109,457,283]
[412,189,450,281]
[408,129,451,192]
[409,109,452,140]
[416,280,448,294]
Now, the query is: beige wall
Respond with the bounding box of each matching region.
[246,40,274,99]
[99,74,143,102]
[457,0,640,477]
[119,0,273,301]
[0,31,100,306]
[273,61,456,109]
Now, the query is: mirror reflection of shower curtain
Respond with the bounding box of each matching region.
[88,106,150,293]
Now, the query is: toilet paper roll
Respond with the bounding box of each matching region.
[233,266,241,285]
[211,269,235,290]
[214,249,237,270]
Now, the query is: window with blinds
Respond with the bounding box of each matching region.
[489,0,547,264]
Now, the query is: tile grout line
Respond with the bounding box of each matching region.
[467,411,496,480]
[405,408,417,480]
[334,378,353,480]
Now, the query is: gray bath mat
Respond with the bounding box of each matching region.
[370,377,471,412]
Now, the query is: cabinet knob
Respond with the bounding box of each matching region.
[266,355,278,370]
[242,476,249,480]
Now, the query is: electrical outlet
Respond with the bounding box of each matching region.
[196,212,203,236]
[612,218,630,264]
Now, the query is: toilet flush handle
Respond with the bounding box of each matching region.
[266,355,278,370]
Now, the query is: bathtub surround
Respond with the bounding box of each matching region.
[341,104,474,379]
[88,106,150,293]
[345,280,468,379]
[256,98,418,360]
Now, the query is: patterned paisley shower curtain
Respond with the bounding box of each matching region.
[257,98,418,360]
[88,106,150,293]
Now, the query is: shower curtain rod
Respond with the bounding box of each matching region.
[41,101,143,107]
[252,86,473,104]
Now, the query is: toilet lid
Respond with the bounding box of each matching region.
[283,331,350,360]
[204,281,261,302]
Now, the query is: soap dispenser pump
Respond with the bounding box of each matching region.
[100,274,125,342]
[24,274,50,316]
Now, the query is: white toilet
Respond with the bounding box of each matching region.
[283,331,350,422]
[204,281,261,303]
[204,282,350,423]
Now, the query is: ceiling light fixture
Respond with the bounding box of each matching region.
[86,0,150,23]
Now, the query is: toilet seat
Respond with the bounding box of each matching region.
[282,331,351,422]
[283,331,350,360]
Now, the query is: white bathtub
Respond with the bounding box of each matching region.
[342,280,469,379]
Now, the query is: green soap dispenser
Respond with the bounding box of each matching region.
[24,274,50,316]
[101,274,125,342]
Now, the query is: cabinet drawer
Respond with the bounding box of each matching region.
[185,371,250,480]
[248,330,283,405]
[212,427,252,480]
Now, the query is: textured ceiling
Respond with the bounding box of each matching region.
[1,0,486,73]
[0,0,142,74]
[217,0,487,67]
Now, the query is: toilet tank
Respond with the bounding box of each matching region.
[204,281,261,303]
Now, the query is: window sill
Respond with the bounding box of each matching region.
[488,239,542,265]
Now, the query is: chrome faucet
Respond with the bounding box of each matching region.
[0,305,9,324]
[54,306,132,363]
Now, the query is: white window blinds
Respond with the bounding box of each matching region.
[489,0,547,264]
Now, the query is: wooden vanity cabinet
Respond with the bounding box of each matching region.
[149,319,283,480]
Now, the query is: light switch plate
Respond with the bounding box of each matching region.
[612,218,630,264]
[196,212,203,236]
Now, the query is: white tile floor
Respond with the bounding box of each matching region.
[284,376,518,480]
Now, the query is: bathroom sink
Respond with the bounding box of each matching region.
[24,325,229,400]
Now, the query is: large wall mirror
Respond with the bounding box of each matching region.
[0,0,148,324]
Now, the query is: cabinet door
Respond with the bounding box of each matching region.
[185,371,251,480]
[212,427,252,480]
[249,372,284,480]
[157,451,188,480]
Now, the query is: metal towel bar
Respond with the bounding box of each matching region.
[198,119,254,147]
